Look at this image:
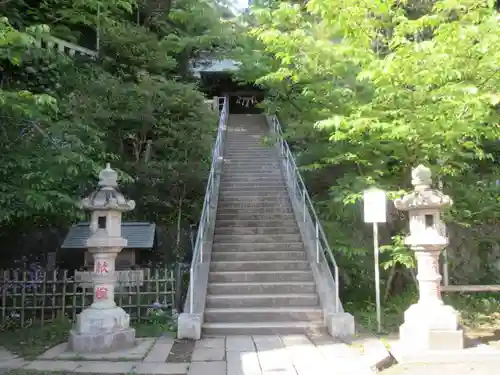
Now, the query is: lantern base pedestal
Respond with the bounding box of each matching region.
[69,306,136,354]
[398,302,464,351]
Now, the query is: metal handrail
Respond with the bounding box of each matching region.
[268,115,341,313]
[188,96,228,313]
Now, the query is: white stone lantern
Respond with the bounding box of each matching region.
[69,163,136,353]
[394,165,464,351]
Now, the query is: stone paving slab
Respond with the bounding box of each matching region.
[42,338,156,361]
[144,338,175,363]
[188,361,226,375]
[381,362,500,375]
[134,362,189,374]
[25,360,81,371]
[74,361,136,373]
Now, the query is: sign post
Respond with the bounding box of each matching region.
[363,187,387,333]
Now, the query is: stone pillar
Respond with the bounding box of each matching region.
[394,165,464,351]
[68,164,137,353]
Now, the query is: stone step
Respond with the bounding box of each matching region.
[225,146,270,150]
[212,242,303,252]
[221,170,282,176]
[218,192,290,199]
[225,134,267,137]
[220,181,286,186]
[220,180,285,185]
[204,307,323,323]
[225,151,271,154]
[210,260,310,272]
[216,213,294,221]
[222,168,281,174]
[222,164,281,169]
[225,151,275,156]
[211,250,306,262]
[223,157,277,162]
[220,176,283,183]
[202,321,327,336]
[217,199,291,207]
[205,293,320,308]
[207,281,316,295]
[217,200,291,206]
[208,270,314,283]
[214,226,299,235]
[222,161,280,166]
[218,193,290,199]
[218,193,289,199]
[215,219,297,227]
[213,233,301,243]
[217,207,294,214]
[217,202,292,210]
[219,188,289,194]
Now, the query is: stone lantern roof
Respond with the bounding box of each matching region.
[80,163,136,212]
[394,164,453,211]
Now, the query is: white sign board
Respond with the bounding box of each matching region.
[363,188,387,223]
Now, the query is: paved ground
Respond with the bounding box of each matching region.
[3,334,500,375]
[0,334,375,375]
[381,362,500,375]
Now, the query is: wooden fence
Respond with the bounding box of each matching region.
[0,268,181,327]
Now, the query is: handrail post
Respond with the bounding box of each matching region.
[189,266,194,313]
[335,265,340,313]
[302,191,306,222]
[315,222,320,263]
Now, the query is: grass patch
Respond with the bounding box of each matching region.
[135,322,176,338]
[0,315,71,360]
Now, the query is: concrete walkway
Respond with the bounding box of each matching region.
[0,334,376,375]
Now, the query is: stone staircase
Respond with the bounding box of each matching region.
[202,114,326,335]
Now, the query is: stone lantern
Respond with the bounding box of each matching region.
[394,165,464,351]
[69,163,136,353]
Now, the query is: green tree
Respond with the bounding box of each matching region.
[240,0,500,295]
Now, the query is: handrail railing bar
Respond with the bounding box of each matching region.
[281,132,339,270]
[188,95,228,313]
[269,114,341,313]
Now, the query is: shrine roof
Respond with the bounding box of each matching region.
[191,59,241,77]
[61,222,156,249]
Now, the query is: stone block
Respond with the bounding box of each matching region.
[400,324,464,351]
[390,340,500,364]
[58,338,154,360]
[69,305,136,354]
[74,306,132,334]
[69,327,136,354]
[177,313,202,340]
[326,312,355,339]
[75,268,144,288]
